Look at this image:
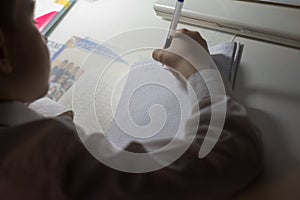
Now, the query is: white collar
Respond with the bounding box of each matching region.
[0,101,43,127]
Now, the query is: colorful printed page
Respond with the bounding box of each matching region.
[34,0,76,35]
[48,36,127,135]
[48,36,124,102]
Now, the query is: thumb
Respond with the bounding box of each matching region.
[152,49,182,69]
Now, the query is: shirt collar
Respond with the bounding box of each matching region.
[0,101,43,127]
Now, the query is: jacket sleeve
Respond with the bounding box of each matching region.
[64,70,263,200]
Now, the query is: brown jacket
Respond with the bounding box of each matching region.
[0,96,262,200]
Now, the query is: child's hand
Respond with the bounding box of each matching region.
[176,29,209,52]
[152,29,210,79]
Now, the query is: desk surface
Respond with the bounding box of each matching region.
[50,0,300,178]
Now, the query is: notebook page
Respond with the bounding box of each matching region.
[108,60,190,150]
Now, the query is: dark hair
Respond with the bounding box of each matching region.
[0,0,15,30]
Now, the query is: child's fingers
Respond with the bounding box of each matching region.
[152,49,182,68]
[152,49,197,79]
[177,29,209,52]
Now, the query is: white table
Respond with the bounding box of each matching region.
[49,0,300,179]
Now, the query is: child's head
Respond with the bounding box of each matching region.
[0,0,50,102]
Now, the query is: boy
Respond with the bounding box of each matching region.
[0,0,262,199]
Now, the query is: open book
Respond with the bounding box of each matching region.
[108,42,244,148]
[210,42,244,90]
[47,37,243,144]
